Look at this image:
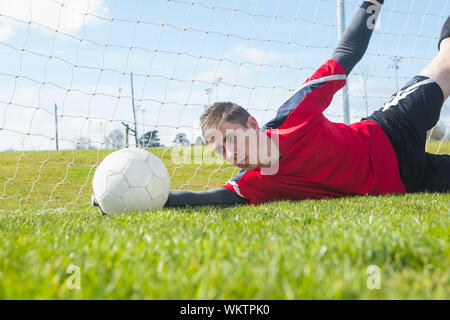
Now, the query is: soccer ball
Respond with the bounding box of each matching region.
[92,148,170,214]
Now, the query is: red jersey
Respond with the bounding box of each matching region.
[222,59,406,205]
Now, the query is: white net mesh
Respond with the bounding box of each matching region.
[0,0,448,213]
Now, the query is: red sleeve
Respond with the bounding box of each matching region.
[263,60,347,130]
[222,170,275,205]
[222,168,318,205]
[285,60,347,123]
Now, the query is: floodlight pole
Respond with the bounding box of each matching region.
[122,122,130,148]
[215,77,222,101]
[130,72,139,147]
[54,103,59,150]
[337,0,350,124]
[388,56,402,91]
[205,87,212,107]
[141,108,146,133]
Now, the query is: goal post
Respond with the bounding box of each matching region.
[0,0,448,213]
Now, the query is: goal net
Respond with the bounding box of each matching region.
[0,0,448,213]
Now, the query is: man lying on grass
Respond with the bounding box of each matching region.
[163,0,450,207]
[93,0,449,211]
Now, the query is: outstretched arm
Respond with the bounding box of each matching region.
[332,0,383,75]
[262,0,383,123]
[164,188,249,208]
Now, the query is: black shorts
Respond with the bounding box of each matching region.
[362,75,450,193]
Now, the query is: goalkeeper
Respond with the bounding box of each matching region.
[166,0,450,207]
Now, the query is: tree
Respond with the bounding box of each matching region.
[105,129,125,149]
[138,130,162,147]
[75,136,94,150]
[173,132,190,146]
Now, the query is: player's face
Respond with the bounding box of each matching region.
[209,119,260,171]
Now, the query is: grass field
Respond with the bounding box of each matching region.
[0,141,449,299]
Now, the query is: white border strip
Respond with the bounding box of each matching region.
[282,74,347,104]
[229,181,244,198]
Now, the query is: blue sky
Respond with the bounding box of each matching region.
[0,0,448,150]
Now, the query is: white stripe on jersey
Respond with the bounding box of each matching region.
[282,74,347,105]
[382,78,435,112]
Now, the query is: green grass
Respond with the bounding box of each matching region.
[0,142,449,299]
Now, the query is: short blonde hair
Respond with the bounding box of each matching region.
[200,102,251,139]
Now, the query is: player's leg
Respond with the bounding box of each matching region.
[380,16,450,141]
[360,19,449,192]
[361,74,445,192]
[370,17,449,151]
[416,18,450,193]
[383,17,450,139]
[419,17,450,101]
[421,153,450,192]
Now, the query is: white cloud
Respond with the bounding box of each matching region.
[0,0,107,40]
[234,45,280,65]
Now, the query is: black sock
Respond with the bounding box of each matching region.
[438,16,450,50]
